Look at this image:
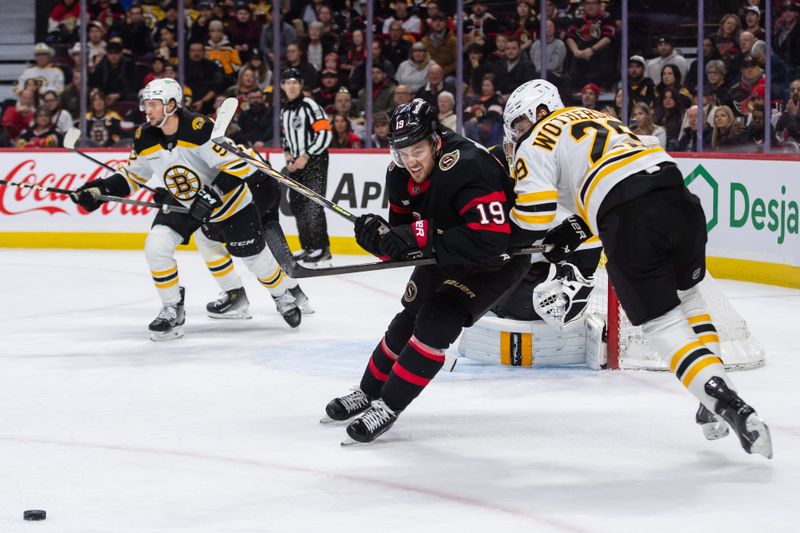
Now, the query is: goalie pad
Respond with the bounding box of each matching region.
[532,263,595,329]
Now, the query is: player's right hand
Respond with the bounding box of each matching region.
[152,187,170,205]
[355,214,389,256]
[189,186,222,223]
[70,180,108,212]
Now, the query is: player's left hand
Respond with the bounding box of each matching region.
[70,179,109,212]
[542,215,592,263]
[380,220,434,261]
[189,186,222,223]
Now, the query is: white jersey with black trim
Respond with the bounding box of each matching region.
[120,110,255,223]
[511,106,673,235]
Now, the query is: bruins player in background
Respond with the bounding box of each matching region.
[71,79,309,340]
[503,79,771,458]
[324,99,531,444]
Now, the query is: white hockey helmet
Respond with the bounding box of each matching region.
[503,79,564,141]
[139,78,183,111]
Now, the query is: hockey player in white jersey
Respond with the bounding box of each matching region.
[71,79,309,340]
[503,79,772,459]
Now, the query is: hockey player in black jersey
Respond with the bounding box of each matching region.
[324,99,531,444]
[70,79,308,339]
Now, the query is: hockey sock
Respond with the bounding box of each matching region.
[194,231,243,292]
[240,248,290,297]
[379,336,446,412]
[642,306,735,410]
[679,286,721,356]
[145,225,184,305]
[359,309,415,399]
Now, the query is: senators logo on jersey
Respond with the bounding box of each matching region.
[164,165,201,200]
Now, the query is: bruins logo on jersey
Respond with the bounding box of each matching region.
[164,165,201,200]
[192,116,205,130]
[439,149,460,171]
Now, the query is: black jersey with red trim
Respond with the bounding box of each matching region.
[386,131,516,266]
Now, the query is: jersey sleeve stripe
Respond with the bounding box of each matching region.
[457,190,508,216]
[389,202,412,214]
[511,209,556,225]
[516,190,558,204]
[514,201,558,213]
[579,148,661,217]
[138,145,161,157]
[466,221,511,233]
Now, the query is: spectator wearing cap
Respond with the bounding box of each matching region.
[237,87,273,148]
[87,21,107,69]
[186,41,225,114]
[1,88,36,141]
[437,91,458,133]
[743,5,766,40]
[349,41,395,94]
[206,19,242,83]
[329,110,363,148]
[710,13,742,61]
[777,77,800,143]
[312,69,341,111]
[774,0,800,74]
[627,55,655,107]
[227,3,262,55]
[370,112,391,148]
[16,108,61,149]
[382,1,422,36]
[565,0,616,89]
[40,90,72,135]
[259,7,297,63]
[333,88,366,140]
[580,83,600,110]
[16,43,64,96]
[396,42,436,94]
[530,19,567,88]
[725,54,764,116]
[89,41,139,104]
[466,0,499,42]
[422,13,457,78]
[285,42,319,92]
[383,20,412,71]
[120,4,154,59]
[357,63,397,116]
[492,37,536,97]
[646,36,689,86]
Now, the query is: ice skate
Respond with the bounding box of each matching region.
[705,377,773,459]
[342,399,399,445]
[301,247,332,267]
[321,387,371,424]
[289,285,314,314]
[696,403,729,440]
[149,286,186,341]
[272,290,301,328]
[206,287,251,319]
[293,249,310,261]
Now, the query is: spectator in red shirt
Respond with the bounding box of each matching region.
[329,110,363,148]
[1,89,36,140]
[16,108,61,148]
[227,3,262,57]
[565,0,616,89]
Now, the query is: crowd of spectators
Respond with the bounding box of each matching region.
[1,0,799,153]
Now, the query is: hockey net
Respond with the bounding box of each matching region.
[589,265,766,371]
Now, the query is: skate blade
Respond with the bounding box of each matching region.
[700,421,730,441]
[319,415,349,425]
[207,311,253,320]
[745,415,773,459]
[340,436,372,447]
[149,325,184,342]
[299,304,316,315]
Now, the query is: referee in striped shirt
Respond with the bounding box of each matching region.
[281,67,333,264]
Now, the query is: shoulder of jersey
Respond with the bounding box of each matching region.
[436,133,495,175]
[132,123,162,154]
[177,110,214,145]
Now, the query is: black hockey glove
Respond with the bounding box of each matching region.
[379,220,435,261]
[189,186,222,223]
[542,215,592,263]
[354,214,390,256]
[152,187,171,205]
[70,179,110,212]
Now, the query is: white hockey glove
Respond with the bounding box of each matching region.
[532,263,595,329]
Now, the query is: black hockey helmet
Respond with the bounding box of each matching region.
[281,67,303,84]
[389,98,438,150]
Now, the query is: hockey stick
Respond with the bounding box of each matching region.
[63,128,158,194]
[263,221,546,278]
[0,178,189,213]
[210,98,358,223]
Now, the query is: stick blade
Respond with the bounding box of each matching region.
[211,97,239,140]
[63,127,81,149]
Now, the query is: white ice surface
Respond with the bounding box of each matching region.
[0,249,798,533]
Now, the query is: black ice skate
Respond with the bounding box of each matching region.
[696,403,730,440]
[293,249,310,261]
[302,247,332,266]
[289,285,315,314]
[207,287,251,319]
[342,399,399,445]
[149,286,186,341]
[705,377,773,459]
[272,290,301,328]
[322,387,371,424]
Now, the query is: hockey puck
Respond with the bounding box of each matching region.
[23,510,46,521]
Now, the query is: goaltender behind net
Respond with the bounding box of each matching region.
[482,79,771,459]
[70,79,310,340]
